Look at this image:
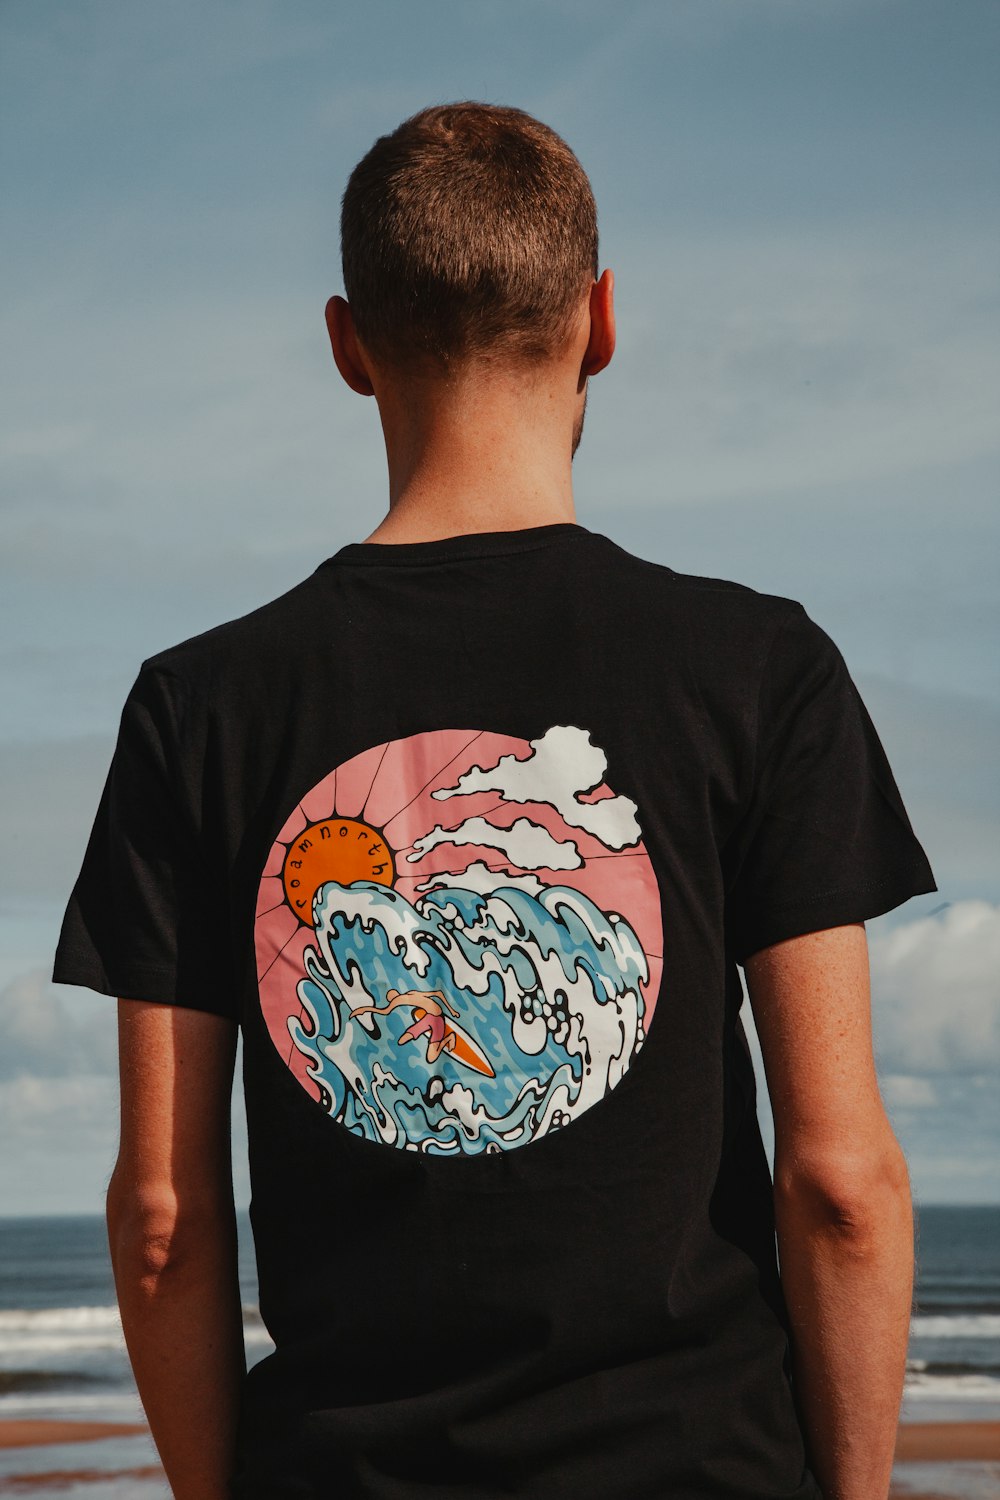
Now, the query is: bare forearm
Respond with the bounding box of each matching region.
[108,1190,246,1500]
[774,1157,913,1500]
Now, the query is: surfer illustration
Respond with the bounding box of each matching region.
[350,988,496,1076]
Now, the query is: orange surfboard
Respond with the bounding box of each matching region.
[412,1007,496,1078]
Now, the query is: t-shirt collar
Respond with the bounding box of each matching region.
[322,521,590,568]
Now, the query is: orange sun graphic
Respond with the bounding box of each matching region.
[281,817,396,925]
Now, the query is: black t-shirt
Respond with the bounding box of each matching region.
[53,521,937,1499]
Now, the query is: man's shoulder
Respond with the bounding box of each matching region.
[132,533,813,698]
[136,568,323,698]
[590,530,806,640]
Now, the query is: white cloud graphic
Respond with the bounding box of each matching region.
[415,862,547,898]
[431,725,641,851]
[408,815,582,872]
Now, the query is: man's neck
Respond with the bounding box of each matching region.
[360,493,577,546]
[360,362,581,545]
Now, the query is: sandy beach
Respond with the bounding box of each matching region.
[0,1421,147,1451]
[894,1422,1000,1463]
[888,1486,994,1500]
[0,1418,996,1495]
[0,1416,997,1457]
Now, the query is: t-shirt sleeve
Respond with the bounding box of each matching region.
[52,660,238,1020]
[724,602,938,967]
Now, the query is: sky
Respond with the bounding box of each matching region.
[1,0,998,1213]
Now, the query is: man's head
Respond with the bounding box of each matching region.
[338,101,600,374]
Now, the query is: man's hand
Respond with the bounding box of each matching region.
[745,923,913,1500]
[107,999,245,1500]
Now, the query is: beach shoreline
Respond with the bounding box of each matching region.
[0,1420,147,1451]
[0,1417,996,1496]
[894,1422,1000,1463]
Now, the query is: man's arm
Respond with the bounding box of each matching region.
[106,999,246,1500]
[744,923,913,1500]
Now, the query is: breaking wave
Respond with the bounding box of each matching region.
[288,879,648,1153]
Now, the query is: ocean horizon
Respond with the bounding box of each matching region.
[0,1204,996,1497]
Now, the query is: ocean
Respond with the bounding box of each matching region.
[0,1205,996,1497]
[907,1204,1000,1421]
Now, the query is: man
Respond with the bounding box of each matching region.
[54,102,937,1499]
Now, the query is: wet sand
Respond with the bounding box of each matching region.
[0,1465,163,1489]
[0,1421,147,1450]
[0,1418,995,1494]
[894,1422,999,1462]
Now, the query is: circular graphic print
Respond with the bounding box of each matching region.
[254,724,663,1155]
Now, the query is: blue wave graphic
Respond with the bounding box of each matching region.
[288,879,649,1154]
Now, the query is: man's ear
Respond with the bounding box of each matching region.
[580,268,616,381]
[325,295,376,397]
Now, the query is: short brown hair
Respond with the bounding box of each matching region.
[340,102,599,371]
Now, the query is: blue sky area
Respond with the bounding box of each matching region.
[1,0,998,1212]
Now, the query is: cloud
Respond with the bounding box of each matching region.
[433,726,641,850]
[883,1073,1000,1203]
[1,735,116,905]
[597,224,1000,510]
[740,905,1000,1202]
[870,902,1000,1075]
[409,815,582,872]
[881,1075,939,1111]
[0,1072,116,1142]
[0,969,116,1080]
[0,967,120,1207]
[2,964,253,1215]
[856,679,999,895]
[415,862,547,898]
[533,0,884,117]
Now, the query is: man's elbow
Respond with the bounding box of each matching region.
[106,1167,229,1291]
[773,1135,912,1244]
